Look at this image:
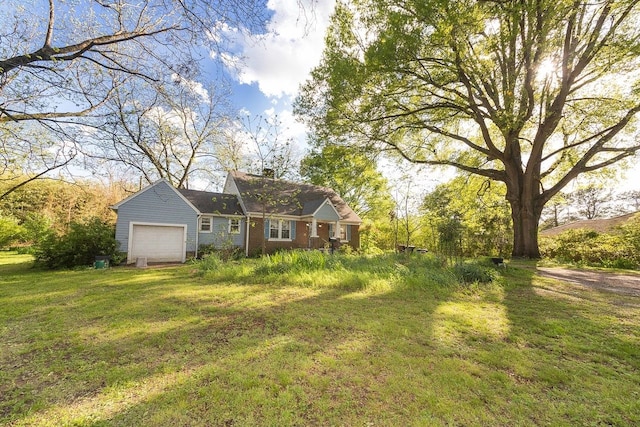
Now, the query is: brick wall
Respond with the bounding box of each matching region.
[246,217,360,255]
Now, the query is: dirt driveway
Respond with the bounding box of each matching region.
[536,267,640,297]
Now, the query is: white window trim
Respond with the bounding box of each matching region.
[199,216,213,233]
[329,223,350,242]
[228,218,241,234]
[269,219,293,241]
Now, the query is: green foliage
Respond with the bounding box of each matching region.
[194,252,224,274]
[34,217,122,269]
[422,176,512,258]
[540,227,640,268]
[0,213,24,248]
[198,241,244,262]
[194,250,491,291]
[254,250,340,275]
[0,177,122,235]
[452,260,499,284]
[20,213,52,246]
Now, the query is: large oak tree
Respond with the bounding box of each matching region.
[296,0,640,257]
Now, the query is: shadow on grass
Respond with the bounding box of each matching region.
[2,256,639,426]
[498,265,640,426]
[1,259,454,426]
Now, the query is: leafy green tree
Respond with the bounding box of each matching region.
[0,212,24,249]
[422,175,512,257]
[297,0,640,258]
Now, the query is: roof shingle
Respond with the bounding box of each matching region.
[229,171,362,223]
[177,189,244,216]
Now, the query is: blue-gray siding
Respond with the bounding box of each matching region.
[314,203,341,221]
[115,181,199,253]
[198,217,245,248]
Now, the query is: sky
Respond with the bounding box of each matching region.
[215,0,336,149]
[211,0,640,196]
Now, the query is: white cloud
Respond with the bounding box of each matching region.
[224,0,336,99]
[170,73,210,102]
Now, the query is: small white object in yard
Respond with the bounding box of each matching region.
[136,257,148,268]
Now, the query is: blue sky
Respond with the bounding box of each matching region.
[210,0,336,146]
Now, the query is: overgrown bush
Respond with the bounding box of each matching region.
[195,252,223,273]
[540,228,640,268]
[198,243,244,261]
[452,260,497,283]
[34,217,122,269]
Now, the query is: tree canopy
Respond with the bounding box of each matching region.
[296,0,640,257]
[0,0,268,196]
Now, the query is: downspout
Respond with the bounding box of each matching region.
[245,215,250,257]
[195,214,200,259]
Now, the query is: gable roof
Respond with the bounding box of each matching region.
[111,179,199,213]
[228,171,362,223]
[111,179,244,216]
[177,189,244,216]
[540,212,640,237]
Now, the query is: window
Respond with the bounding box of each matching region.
[270,220,280,239]
[268,219,293,240]
[229,218,241,234]
[329,223,349,241]
[339,225,347,241]
[200,217,212,232]
[281,220,290,239]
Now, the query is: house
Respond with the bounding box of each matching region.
[112,179,245,263]
[112,171,362,263]
[224,170,361,256]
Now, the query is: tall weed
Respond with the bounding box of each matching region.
[194,251,499,291]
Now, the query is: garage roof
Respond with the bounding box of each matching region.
[177,189,244,216]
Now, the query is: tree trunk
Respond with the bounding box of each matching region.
[510,204,541,258]
[505,164,544,258]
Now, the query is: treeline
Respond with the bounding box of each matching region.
[3,171,640,270]
[0,177,135,268]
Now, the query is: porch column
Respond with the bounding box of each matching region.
[334,220,340,239]
[311,218,318,238]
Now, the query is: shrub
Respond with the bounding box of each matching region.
[198,243,244,261]
[540,228,640,268]
[452,261,496,284]
[34,218,121,269]
[195,252,223,274]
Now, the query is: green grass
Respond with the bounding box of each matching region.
[1,251,639,426]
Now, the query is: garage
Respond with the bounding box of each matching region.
[129,223,186,263]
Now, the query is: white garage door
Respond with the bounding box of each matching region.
[130,224,186,263]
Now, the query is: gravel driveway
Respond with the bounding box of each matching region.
[536,267,640,297]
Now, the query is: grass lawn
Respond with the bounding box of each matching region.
[1,251,639,426]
